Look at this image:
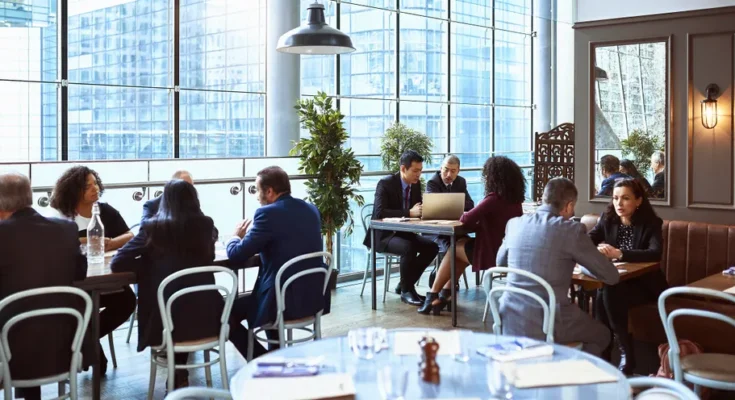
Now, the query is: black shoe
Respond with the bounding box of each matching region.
[394,282,402,295]
[409,287,426,303]
[418,292,447,316]
[439,288,452,312]
[400,290,423,306]
[615,334,636,375]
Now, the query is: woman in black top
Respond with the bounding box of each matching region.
[50,165,137,374]
[111,179,251,388]
[588,179,668,375]
[619,159,652,194]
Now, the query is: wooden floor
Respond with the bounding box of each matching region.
[9,271,493,399]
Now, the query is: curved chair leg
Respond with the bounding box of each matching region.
[462,270,469,289]
[69,376,77,400]
[203,350,213,388]
[219,342,229,390]
[359,256,370,297]
[126,306,136,344]
[383,257,390,304]
[108,333,118,369]
[147,352,157,400]
[166,350,176,395]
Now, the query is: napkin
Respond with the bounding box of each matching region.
[510,359,619,388]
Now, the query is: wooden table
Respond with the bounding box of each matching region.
[570,262,661,314]
[74,248,260,400]
[687,273,735,292]
[369,219,469,327]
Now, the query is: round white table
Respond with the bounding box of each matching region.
[230,329,630,399]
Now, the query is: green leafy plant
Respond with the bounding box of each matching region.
[620,129,663,176]
[380,122,433,175]
[290,91,364,256]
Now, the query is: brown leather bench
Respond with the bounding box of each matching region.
[582,215,735,353]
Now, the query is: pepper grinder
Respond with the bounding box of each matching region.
[418,335,440,384]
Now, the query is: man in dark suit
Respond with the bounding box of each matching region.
[141,170,193,221]
[649,151,665,198]
[0,173,87,400]
[598,155,629,196]
[226,166,329,358]
[425,154,474,252]
[363,151,439,306]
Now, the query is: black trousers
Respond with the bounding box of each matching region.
[596,271,668,338]
[230,295,280,359]
[99,286,137,340]
[383,234,439,292]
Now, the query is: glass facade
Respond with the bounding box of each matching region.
[1,0,542,276]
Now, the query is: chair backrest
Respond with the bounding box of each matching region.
[274,252,333,321]
[628,377,698,400]
[156,266,238,347]
[360,204,373,236]
[164,387,233,400]
[0,286,92,392]
[658,287,735,383]
[484,267,556,343]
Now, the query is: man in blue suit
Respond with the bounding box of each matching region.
[226,166,329,358]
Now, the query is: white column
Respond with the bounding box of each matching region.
[533,0,553,133]
[266,0,301,156]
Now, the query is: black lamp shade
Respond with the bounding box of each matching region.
[277,3,355,55]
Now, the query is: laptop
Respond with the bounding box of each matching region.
[422,193,465,221]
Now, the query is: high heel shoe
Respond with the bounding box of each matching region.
[417,292,446,315]
[439,289,453,312]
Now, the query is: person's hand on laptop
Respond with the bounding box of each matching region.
[409,202,422,218]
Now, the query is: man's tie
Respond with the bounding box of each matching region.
[446,183,452,192]
[404,185,410,210]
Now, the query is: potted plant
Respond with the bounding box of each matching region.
[620,129,663,177]
[290,91,365,260]
[380,122,433,186]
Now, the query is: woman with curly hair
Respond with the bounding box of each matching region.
[50,165,136,374]
[419,156,525,315]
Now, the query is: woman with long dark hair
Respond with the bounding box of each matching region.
[419,156,525,315]
[619,159,652,193]
[589,179,667,375]
[111,179,250,389]
[50,165,136,374]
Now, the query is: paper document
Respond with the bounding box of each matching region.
[724,285,735,294]
[382,217,419,222]
[241,373,355,400]
[393,330,461,356]
[510,359,619,388]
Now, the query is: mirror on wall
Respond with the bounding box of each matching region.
[590,39,669,201]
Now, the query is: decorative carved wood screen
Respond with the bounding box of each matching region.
[534,123,575,202]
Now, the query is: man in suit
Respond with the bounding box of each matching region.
[0,173,87,400]
[425,154,474,252]
[496,177,619,357]
[141,170,193,221]
[598,155,629,197]
[363,150,439,306]
[649,151,665,198]
[226,166,329,357]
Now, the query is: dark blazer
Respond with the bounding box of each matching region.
[460,193,522,272]
[426,172,474,211]
[141,196,162,222]
[362,173,422,251]
[588,213,664,263]
[598,172,630,196]
[226,195,329,328]
[650,171,665,198]
[110,216,223,351]
[0,208,87,380]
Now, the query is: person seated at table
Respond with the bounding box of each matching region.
[363,150,439,306]
[419,156,524,315]
[226,166,330,357]
[496,178,619,357]
[49,165,136,373]
[619,159,652,194]
[424,154,475,252]
[111,179,248,389]
[141,170,193,222]
[0,173,87,400]
[649,151,666,199]
[598,155,629,196]
[589,178,667,375]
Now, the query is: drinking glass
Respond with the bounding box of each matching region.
[487,360,515,399]
[348,328,383,360]
[377,365,408,400]
[453,329,473,363]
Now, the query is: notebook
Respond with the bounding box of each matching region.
[476,338,554,362]
[509,359,619,388]
[240,373,355,400]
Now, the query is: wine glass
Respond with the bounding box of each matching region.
[377,365,408,400]
[487,360,515,399]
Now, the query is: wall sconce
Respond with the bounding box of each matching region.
[701,83,720,129]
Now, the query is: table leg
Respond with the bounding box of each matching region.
[371,228,377,311]
[91,290,101,400]
[450,235,457,327]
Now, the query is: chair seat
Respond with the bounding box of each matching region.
[636,388,682,399]
[681,353,735,382]
[175,336,219,347]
